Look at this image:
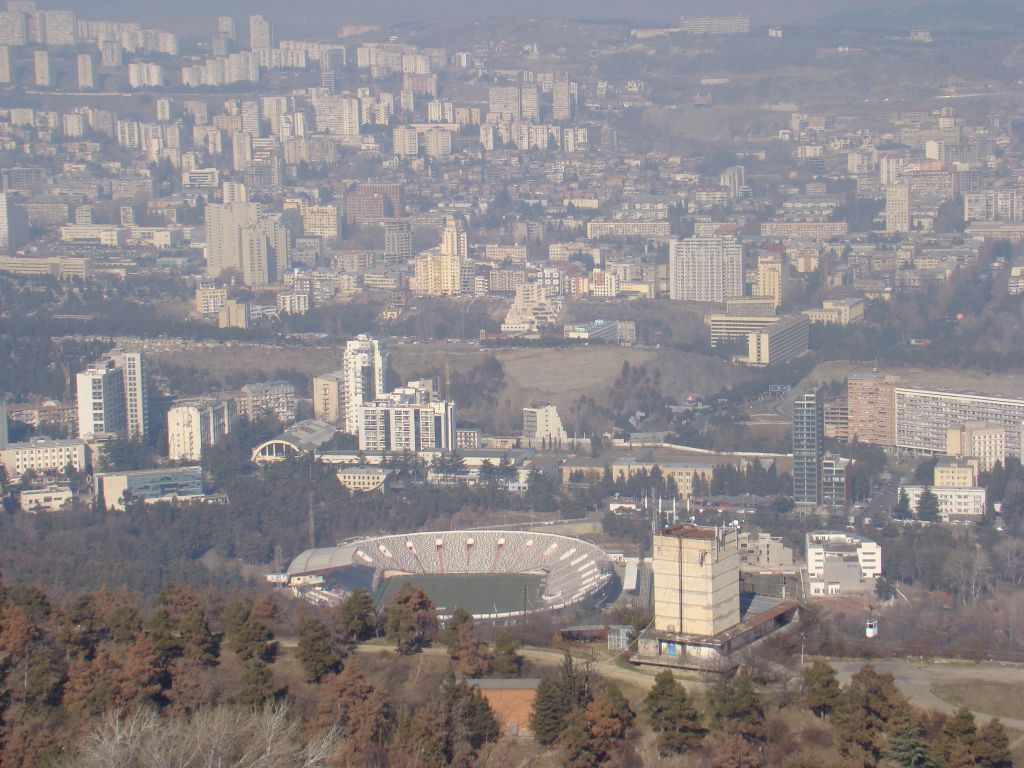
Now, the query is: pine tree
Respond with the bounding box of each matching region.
[336,588,377,642]
[885,709,937,768]
[531,652,592,746]
[236,660,274,707]
[602,683,635,728]
[894,487,912,519]
[530,672,568,745]
[803,660,841,718]
[707,672,765,743]
[315,664,391,763]
[143,605,182,664]
[58,593,102,660]
[119,635,164,710]
[833,665,907,762]
[221,600,251,638]
[382,583,438,654]
[492,632,523,677]
[916,486,941,522]
[296,616,341,682]
[560,651,592,711]
[107,603,143,644]
[231,614,272,661]
[643,670,705,755]
[937,706,977,765]
[562,691,628,768]
[452,622,494,678]
[975,718,1013,768]
[179,607,218,666]
[444,606,474,654]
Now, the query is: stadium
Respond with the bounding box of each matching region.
[284,529,615,620]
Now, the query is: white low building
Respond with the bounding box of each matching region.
[20,485,74,513]
[336,467,392,492]
[899,484,987,523]
[806,531,881,596]
[0,437,87,480]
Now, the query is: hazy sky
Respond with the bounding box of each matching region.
[51,0,933,33]
[48,0,1015,37]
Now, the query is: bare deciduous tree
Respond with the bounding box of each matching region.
[67,703,344,768]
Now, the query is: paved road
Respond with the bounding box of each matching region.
[831,659,1024,729]
[349,643,679,690]
[305,639,1024,726]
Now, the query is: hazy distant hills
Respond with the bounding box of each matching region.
[49,0,1023,35]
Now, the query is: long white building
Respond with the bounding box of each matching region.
[0,437,87,480]
[895,387,1024,457]
[898,484,987,523]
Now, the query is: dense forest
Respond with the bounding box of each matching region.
[0,574,1015,767]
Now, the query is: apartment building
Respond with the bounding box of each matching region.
[747,315,809,366]
[669,236,743,303]
[167,398,235,461]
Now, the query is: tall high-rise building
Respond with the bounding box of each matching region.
[33,49,50,88]
[341,335,390,434]
[793,389,825,508]
[240,215,290,286]
[40,9,75,45]
[669,236,743,303]
[552,73,573,122]
[0,401,8,449]
[719,165,746,201]
[885,182,911,234]
[382,220,412,263]
[520,85,539,122]
[118,351,149,441]
[249,14,273,50]
[167,398,234,461]
[0,192,29,254]
[357,381,454,453]
[206,201,258,278]
[754,253,788,308]
[222,182,248,204]
[0,12,27,46]
[488,86,520,120]
[217,16,237,40]
[847,374,898,447]
[392,125,419,157]
[76,360,125,438]
[440,216,468,258]
[76,52,94,90]
[311,372,345,425]
[0,46,10,84]
[522,403,569,448]
[411,250,467,296]
[319,56,336,93]
[231,131,253,172]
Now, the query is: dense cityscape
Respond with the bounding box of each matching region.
[0,1,1023,766]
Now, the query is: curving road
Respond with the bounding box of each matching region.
[306,638,1024,726]
[831,659,1024,729]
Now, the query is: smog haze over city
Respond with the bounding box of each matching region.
[0,0,1023,765]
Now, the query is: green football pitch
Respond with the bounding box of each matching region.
[374,573,546,616]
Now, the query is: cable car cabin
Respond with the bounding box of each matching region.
[865,619,879,639]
